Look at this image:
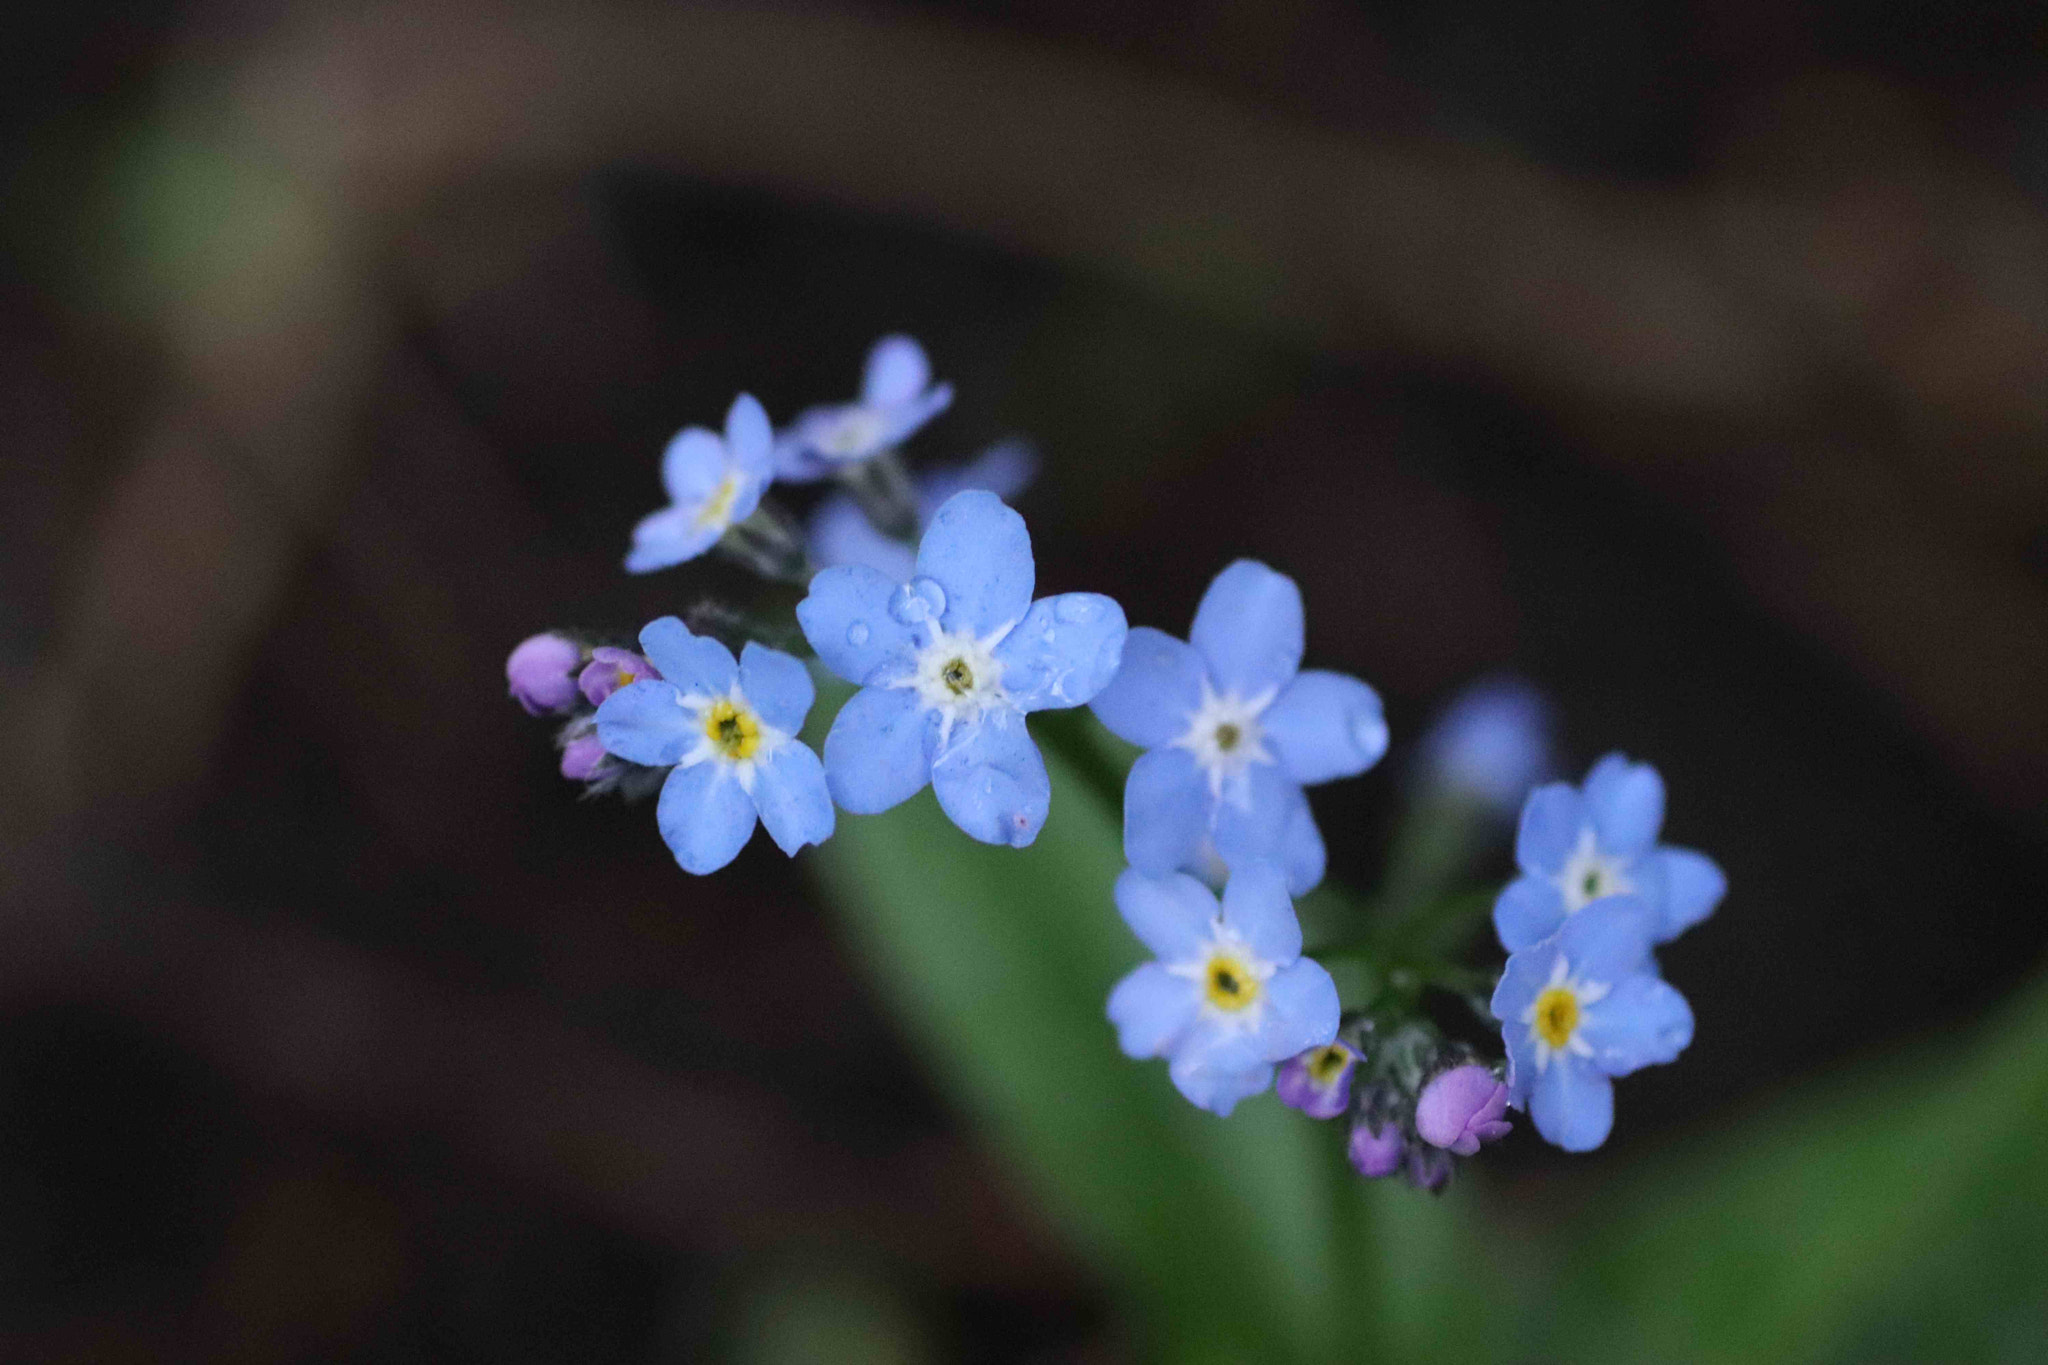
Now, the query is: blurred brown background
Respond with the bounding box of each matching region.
[1,0,2044,1359]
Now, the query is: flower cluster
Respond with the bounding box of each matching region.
[506,332,1728,1196]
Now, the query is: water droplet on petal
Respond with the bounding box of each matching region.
[1054,595,1100,624]
[889,577,947,625]
[847,621,870,647]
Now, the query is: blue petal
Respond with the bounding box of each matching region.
[994,594,1128,712]
[876,383,953,447]
[655,762,757,874]
[637,617,738,696]
[916,491,1035,638]
[1167,1028,1272,1116]
[917,440,1038,517]
[1188,560,1303,700]
[752,743,835,856]
[738,642,814,734]
[822,686,937,814]
[1089,627,1206,748]
[594,679,696,767]
[1515,782,1586,875]
[625,506,720,574]
[1581,975,1693,1077]
[930,709,1050,847]
[1112,868,1217,962]
[1256,959,1339,1060]
[1274,785,1326,897]
[1262,670,1388,785]
[1219,860,1300,963]
[1654,846,1725,940]
[1107,962,1199,1058]
[723,392,774,473]
[806,495,917,580]
[1122,747,1210,877]
[659,426,725,503]
[798,565,919,686]
[861,334,931,407]
[1500,1015,1540,1108]
[1582,753,1665,856]
[1529,1057,1614,1151]
[1554,896,1660,983]
[1212,763,1296,879]
[771,421,837,482]
[1493,875,1567,953]
[1490,939,1552,1038]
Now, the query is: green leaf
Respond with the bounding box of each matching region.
[811,725,1355,1362]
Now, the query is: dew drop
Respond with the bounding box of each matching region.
[889,577,947,625]
[846,621,870,647]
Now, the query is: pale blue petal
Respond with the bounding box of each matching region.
[860,334,931,407]
[915,491,1034,638]
[637,617,738,695]
[738,642,814,734]
[594,679,696,767]
[1122,746,1210,877]
[659,426,725,503]
[1582,753,1665,856]
[822,685,937,814]
[1515,782,1586,875]
[1554,896,1659,983]
[752,743,835,856]
[1490,941,1551,1040]
[1089,627,1206,748]
[1529,1057,1614,1151]
[1107,963,1199,1058]
[1188,560,1303,700]
[994,594,1128,712]
[1274,785,1326,897]
[625,506,721,574]
[797,565,919,685]
[1219,860,1299,962]
[930,709,1050,847]
[806,494,918,580]
[1581,976,1693,1077]
[723,392,773,474]
[1112,868,1218,961]
[1168,1027,1272,1115]
[1262,670,1388,785]
[917,440,1037,517]
[772,422,837,483]
[875,383,952,447]
[655,762,756,875]
[1212,763,1296,878]
[1500,1016,1540,1108]
[1655,846,1726,940]
[1493,876,1567,953]
[1257,959,1339,1060]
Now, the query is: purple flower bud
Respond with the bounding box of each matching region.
[508,633,582,715]
[1347,1120,1404,1179]
[579,647,661,706]
[1415,1065,1512,1156]
[559,734,607,781]
[1405,1145,1453,1193]
[1277,1042,1357,1120]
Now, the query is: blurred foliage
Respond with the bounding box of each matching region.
[815,705,2048,1363]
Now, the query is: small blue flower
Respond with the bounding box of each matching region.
[1492,753,1726,953]
[1106,862,1340,1116]
[797,490,1126,846]
[806,440,1037,581]
[1490,896,1694,1151]
[774,335,954,482]
[625,394,775,574]
[595,618,834,874]
[1089,560,1388,895]
[1415,675,1552,815]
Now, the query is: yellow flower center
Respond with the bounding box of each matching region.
[703,698,761,761]
[1204,954,1259,1012]
[940,657,974,696]
[1306,1043,1351,1085]
[1533,986,1581,1050]
[696,473,741,528]
[1214,722,1241,751]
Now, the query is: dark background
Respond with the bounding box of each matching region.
[2,0,2045,1359]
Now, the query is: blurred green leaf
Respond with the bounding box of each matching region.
[812,725,1356,1362]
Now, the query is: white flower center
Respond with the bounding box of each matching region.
[1521,953,1609,1073]
[1167,920,1278,1027]
[817,407,888,460]
[673,685,788,794]
[1555,826,1636,913]
[898,623,1008,748]
[1172,678,1278,805]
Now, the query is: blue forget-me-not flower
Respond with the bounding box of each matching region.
[625,393,775,574]
[1089,560,1388,895]
[595,617,834,874]
[797,490,1126,847]
[1493,753,1726,953]
[806,440,1037,582]
[1106,862,1340,1116]
[1491,895,1693,1151]
[774,335,953,482]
